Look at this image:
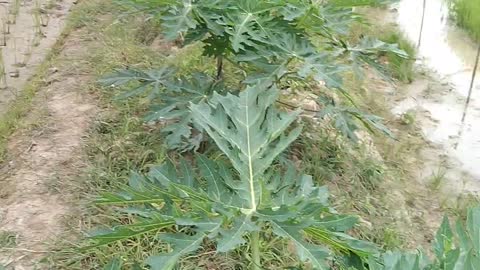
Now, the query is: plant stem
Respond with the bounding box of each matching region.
[455,44,480,149]
[461,44,480,122]
[250,231,261,270]
[466,44,480,110]
[417,0,426,48]
[216,56,224,81]
[0,48,7,89]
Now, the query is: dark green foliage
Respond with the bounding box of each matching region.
[93,1,480,269]
[99,68,175,100]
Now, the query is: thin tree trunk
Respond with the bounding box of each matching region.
[418,0,426,48]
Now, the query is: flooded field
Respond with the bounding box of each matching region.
[0,0,74,115]
[393,0,480,183]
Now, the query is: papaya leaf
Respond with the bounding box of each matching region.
[88,218,176,248]
[271,221,330,270]
[216,216,259,252]
[318,103,394,141]
[161,0,198,40]
[99,67,175,100]
[365,207,480,270]
[103,257,122,270]
[143,73,226,152]
[191,82,302,210]
[93,83,379,269]
[434,216,454,259]
[146,233,206,270]
[466,207,480,251]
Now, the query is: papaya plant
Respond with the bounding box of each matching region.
[115,0,406,83]
[91,82,379,269]
[104,0,406,151]
[100,71,232,151]
[90,1,480,269]
[366,207,480,270]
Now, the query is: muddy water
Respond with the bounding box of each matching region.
[0,0,74,116]
[393,0,480,180]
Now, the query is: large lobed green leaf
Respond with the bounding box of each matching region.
[92,84,378,269]
[191,82,302,210]
[100,70,229,152]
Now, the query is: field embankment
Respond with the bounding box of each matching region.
[0,1,98,268]
[0,0,479,269]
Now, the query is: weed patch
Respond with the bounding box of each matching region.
[449,0,480,41]
[379,31,416,83]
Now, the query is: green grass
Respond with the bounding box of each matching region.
[379,30,416,83]
[0,231,16,248]
[37,0,472,268]
[349,16,417,83]
[0,0,109,160]
[295,124,412,249]
[428,169,447,191]
[450,0,480,41]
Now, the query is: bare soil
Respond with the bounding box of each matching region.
[391,74,480,194]
[365,68,480,250]
[0,6,97,270]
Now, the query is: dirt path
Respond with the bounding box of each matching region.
[0,6,97,270]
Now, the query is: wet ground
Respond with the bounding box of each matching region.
[392,0,480,184]
[0,0,73,116]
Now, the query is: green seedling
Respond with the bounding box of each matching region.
[0,49,7,89]
[0,231,17,248]
[8,0,22,25]
[401,110,416,126]
[32,0,44,39]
